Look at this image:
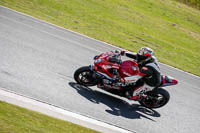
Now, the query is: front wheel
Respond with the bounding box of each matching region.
[139,88,170,109]
[74,66,97,86]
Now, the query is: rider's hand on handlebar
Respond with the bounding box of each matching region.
[120,50,125,56]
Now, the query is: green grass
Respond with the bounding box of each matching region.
[0,0,200,76]
[0,101,98,133]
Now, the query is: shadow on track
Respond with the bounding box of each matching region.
[69,82,160,121]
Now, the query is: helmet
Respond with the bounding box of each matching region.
[137,47,153,64]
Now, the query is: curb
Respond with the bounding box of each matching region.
[0,88,134,133]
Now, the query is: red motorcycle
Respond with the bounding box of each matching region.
[74,51,178,109]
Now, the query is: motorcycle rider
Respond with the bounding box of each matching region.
[120,47,162,100]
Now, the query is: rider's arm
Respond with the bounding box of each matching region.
[121,51,137,60]
[125,53,137,59]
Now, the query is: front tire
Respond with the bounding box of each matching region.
[139,88,170,109]
[74,66,97,86]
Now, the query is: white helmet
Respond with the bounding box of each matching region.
[137,47,154,64]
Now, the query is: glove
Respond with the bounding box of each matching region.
[120,50,125,56]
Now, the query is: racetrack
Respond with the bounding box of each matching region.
[0,6,200,133]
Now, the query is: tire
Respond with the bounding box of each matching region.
[139,88,170,109]
[74,66,97,86]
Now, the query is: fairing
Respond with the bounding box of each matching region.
[93,52,121,78]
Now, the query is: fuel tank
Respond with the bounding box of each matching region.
[119,60,139,78]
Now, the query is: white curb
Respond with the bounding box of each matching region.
[0,88,134,133]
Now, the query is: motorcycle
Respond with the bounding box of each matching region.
[74,51,178,109]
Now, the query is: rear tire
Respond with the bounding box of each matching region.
[74,66,97,86]
[139,88,170,109]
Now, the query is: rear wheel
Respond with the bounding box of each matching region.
[74,66,97,86]
[139,88,170,109]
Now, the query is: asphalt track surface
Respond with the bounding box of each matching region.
[0,6,200,133]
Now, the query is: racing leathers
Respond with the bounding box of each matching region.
[122,52,162,100]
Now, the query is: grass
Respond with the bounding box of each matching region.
[0,101,98,133]
[0,0,200,76]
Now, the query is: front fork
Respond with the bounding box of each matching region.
[89,65,103,83]
[89,65,95,71]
